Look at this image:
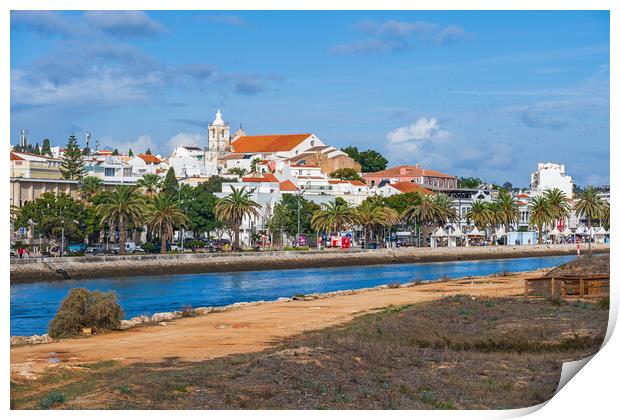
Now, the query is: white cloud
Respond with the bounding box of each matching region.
[167,132,207,153]
[387,117,453,144]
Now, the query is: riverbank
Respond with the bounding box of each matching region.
[10,272,608,409]
[9,243,609,283]
[11,269,543,377]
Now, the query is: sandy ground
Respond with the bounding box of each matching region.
[10,271,537,379]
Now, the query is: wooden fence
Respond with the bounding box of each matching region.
[525,274,609,299]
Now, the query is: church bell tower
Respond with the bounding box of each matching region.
[208,109,230,159]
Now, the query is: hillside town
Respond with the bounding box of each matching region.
[10,110,610,255]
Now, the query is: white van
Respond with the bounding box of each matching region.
[113,242,139,254]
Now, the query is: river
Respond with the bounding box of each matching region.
[10,254,574,336]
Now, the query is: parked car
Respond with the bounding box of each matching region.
[113,242,139,254]
[86,244,106,255]
[67,243,87,254]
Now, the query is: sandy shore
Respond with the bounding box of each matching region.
[10,270,541,378]
[10,243,608,283]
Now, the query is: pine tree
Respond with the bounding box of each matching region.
[33,143,41,155]
[162,166,179,198]
[145,148,152,155]
[41,139,52,156]
[82,146,91,156]
[60,135,86,180]
[112,148,119,156]
[128,148,134,157]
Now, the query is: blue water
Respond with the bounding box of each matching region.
[10,255,575,336]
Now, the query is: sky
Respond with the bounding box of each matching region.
[10,10,610,187]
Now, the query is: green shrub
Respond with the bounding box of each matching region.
[48,288,124,338]
[185,239,205,249]
[39,391,67,409]
[141,242,157,253]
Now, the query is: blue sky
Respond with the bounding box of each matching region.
[10,10,609,186]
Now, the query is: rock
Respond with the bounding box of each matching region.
[11,336,29,346]
[194,307,212,315]
[29,334,52,344]
[150,312,177,323]
[131,315,150,324]
[158,322,168,326]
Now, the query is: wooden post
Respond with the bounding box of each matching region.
[550,277,555,299]
[580,278,584,298]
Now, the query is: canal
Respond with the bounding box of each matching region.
[11,254,574,336]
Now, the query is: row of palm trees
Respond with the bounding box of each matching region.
[95,185,188,255]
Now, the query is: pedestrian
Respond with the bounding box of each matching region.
[18,247,24,259]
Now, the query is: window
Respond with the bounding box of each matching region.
[123,168,132,177]
[104,168,115,177]
[310,140,315,146]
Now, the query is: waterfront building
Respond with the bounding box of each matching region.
[364,164,458,189]
[530,162,574,199]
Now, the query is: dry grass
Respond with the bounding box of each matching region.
[11,296,607,410]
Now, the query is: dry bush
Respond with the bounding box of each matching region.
[48,288,124,338]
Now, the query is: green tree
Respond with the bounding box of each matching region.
[458,177,482,189]
[82,146,91,156]
[162,167,180,198]
[543,188,570,229]
[79,176,104,205]
[466,200,490,230]
[493,191,519,234]
[137,174,161,198]
[33,143,41,155]
[266,202,294,248]
[354,198,400,247]
[401,194,445,247]
[574,186,605,255]
[96,186,144,255]
[311,201,357,233]
[267,194,320,241]
[41,139,52,156]
[214,186,261,250]
[145,192,188,254]
[60,135,85,180]
[112,148,119,156]
[128,148,134,157]
[250,157,261,174]
[228,167,248,177]
[329,168,364,182]
[180,183,222,238]
[342,146,388,172]
[384,192,423,215]
[15,192,86,244]
[145,148,152,155]
[529,196,551,244]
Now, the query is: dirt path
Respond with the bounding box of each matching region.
[10,272,534,378]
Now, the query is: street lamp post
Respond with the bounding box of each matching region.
[61,225,65,257]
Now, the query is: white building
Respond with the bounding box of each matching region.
[168,145,217,178]
[530,162,574,199]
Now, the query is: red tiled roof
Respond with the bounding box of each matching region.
[389,181,433,195]
[516,194,529,198]
[137,154,162,164]
[279,180,299,191]
[350,180,366,186]
[10,152,24,161]
[231,134,311,153]
[365,165,455,179]
[241,173,279,183]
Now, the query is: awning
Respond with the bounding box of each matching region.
[495,227,506,237]
[434,227,447,237]
[467,226,483,236]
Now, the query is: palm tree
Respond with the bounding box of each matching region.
[494,191,519,240]
[529,196,551,244]
[401,194,441,247]
[214,186,261,250]
[137,174,162,198]
[228,167,248,177]
[96,186,144,255]
[250,157,261,175]
[433,193,458,226]
[467,200,490,230]
[79,175,103,205]
[574,186,605,255]
[355,199,400,247]
[485,201,502,244]
[311,201,357,234]
[543,188,570,229]
[145,192,188,254]
[600,201,610,228]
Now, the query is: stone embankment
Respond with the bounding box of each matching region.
[10,243,608,283]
